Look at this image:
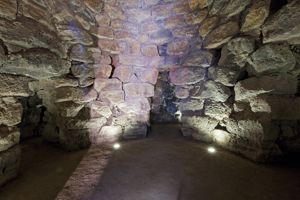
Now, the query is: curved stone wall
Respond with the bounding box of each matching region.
[0,0,300,187]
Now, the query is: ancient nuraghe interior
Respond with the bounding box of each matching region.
[0,0,300,199]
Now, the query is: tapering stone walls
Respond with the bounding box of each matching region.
[0,0,300,187]
[179,0,300,162]
[100,0,205,136]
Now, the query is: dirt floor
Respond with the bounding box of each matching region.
[0,138,87,200]
[89,124,300,200]
[1,124,300,200]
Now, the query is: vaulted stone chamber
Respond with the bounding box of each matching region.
[0,0,300,187]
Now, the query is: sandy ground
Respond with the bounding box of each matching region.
[0,138,87,200]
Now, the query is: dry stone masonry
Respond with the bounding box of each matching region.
[0,0,300,186]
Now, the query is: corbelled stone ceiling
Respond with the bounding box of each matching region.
[0,0,300,187]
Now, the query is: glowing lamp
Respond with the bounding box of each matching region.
[207,147,216,153]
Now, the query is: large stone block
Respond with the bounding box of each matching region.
[0,98,23,126]
[0,0,17,20]
[55,101,85,118]
[204,21,239,49]
[1,50,70,79]
[0,126,20,152]
[0,74,33,97]
[88,101,112,119]
[178,99,205,112]
[182,116,219,143]
[248,44,296,75]
[84,0,104,13]
[188,0,211,10]
[123,83,154,97]
[57,21,93,46]
[234,74,298,101]
[70,64,94,79]
[55,87,98,104]
[169,67,206,85]
[221,0,252,17]
[181,50,214,67]
[141,44,159,57]
[0,145,21,187]
[0,17,65,57]
[204,102,232,120]
[94,78,122,92]
[199,16,219,38]
[135,67,159,85]
[221,118,282,161]
[118,54,150,67]
[209,0,251,17]
[175,87,189,99]
[117,97,151,114]
[241,0,271,33]
[263,0,300,44]
[218,37,255,67]
[195,81,231,102]
[265,96,300,120]
[69,44,95,63]
[167,38,189,56]
[113,65,133,83]
[149,29,173,45]
[94,65,113,79]
[99,90,125,104]
[59,117,107,131]
[208,67,240,87]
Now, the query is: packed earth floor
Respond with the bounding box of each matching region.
[2,124,300,200]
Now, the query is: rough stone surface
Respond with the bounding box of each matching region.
[208,67,240,87]
[235,75,298,101]
[178,99,205,112]
[219,37,255,67]
[0,98,23,126]
[181,50,214,67]
[195,81,231,102]
[170,67,206,85]
[1,50,70,79]
[248,44,296,75]
[204,102,232,120]
[182,116,219,143]
[0,126,20,152]
[204,21,239,49]
[0,74,33,97]
[0,0,298,174]
[199,16,219,38]
[241,0,271,33]
[56,87,98,104]
[0,145,20,187]
[123,83,154,98]
[263,1,300,44]
[0,0,17,20]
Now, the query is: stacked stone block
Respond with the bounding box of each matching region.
[0,0,300,189]
[177,0,300,162]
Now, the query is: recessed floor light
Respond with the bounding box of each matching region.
[207,147,216,153]
[113,143,121,150]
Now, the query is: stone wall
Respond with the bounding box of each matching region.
[0,0,300,187]
[179,0,300,162]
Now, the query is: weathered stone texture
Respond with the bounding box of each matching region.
[0,146,21,187]
[263,1,300,44]
[248,44,296,75]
